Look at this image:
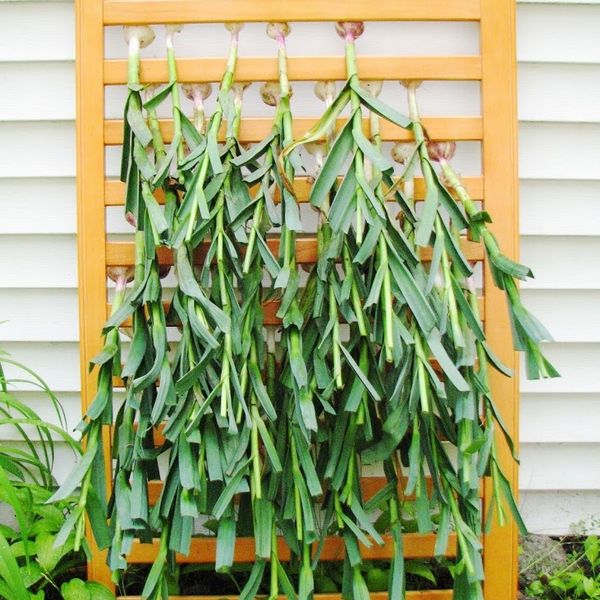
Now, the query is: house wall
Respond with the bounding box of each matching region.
[0,0,598,534]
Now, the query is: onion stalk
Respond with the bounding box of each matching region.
[47,21,561,600]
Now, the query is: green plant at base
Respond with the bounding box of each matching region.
[0,349,86,599]
[527,536,600,599]
[61,578,115,600]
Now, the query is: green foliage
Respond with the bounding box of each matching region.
[50,21,558,600]
[527,536,600,600]
[60,579,115,600]
[0,349,87,599]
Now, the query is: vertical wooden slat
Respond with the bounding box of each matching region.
[480,0,520,598]
[76,0,112,588]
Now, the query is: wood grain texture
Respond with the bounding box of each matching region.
[107,297,486,326]
[480,0,520,598]
[127,532,458,563]
[103,0,481,24]
[104,56,483,84]
[118,592,453,600]
[104,116,483,145]
[104,176,485,205]
[105,237,485,266]
[75,0,112,588]
[145,476,485,505]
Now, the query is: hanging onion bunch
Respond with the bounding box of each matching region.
[50,26,177,597]
[48,18,560,600]
[284,22,443,600]
[234,22,322,599]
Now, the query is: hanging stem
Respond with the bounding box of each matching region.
[184,24,242,242]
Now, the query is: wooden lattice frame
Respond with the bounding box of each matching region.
[75,1,520,598]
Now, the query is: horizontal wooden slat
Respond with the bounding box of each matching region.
[145,476,484,505]
[104,176,485,206]
[109,298,282,326]
[108,297,486,326]
[103,0,481,25]
[147,477,421,504]
[105,237,484,267]
[104,56,482,85]
[104,117,483,145]
[127,532,457,564]
[119,592,453,600]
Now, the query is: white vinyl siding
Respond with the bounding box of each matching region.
[517,1,600,533]
[0,0,598,535]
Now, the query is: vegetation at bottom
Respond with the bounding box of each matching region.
[0,349,113,600]
[120,558,453,596]
[526,536,600,600]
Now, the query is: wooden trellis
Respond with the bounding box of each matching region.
[75,0,520,598]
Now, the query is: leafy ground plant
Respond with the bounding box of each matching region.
[0,349,115,599]
[527,536,600,599]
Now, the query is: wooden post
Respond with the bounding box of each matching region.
[480,0,520,598]
[75,0,113,588]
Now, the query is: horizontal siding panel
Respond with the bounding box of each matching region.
[0,235,76,288]
[521,236,600,290]
[520,180,600,236]
[521,290,600,342]
[1,342,80,392]
[0,180,124,235]
[520,443,600,490]
[520,491,600,535]
[15,121,600,182]
[518,63,600,123]
[0,3,74,62]
[0,289,78,341]
[519,122,600,180]
[0,391,81,433]
[0,122,74,178]
[520,343,600,394]
[0,179,75,234]
[521,393,600,443]
[0,61,74,121]
[517,4,600,63]
[0,443,80,485]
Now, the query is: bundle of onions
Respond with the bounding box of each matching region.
[49,19,558,600]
